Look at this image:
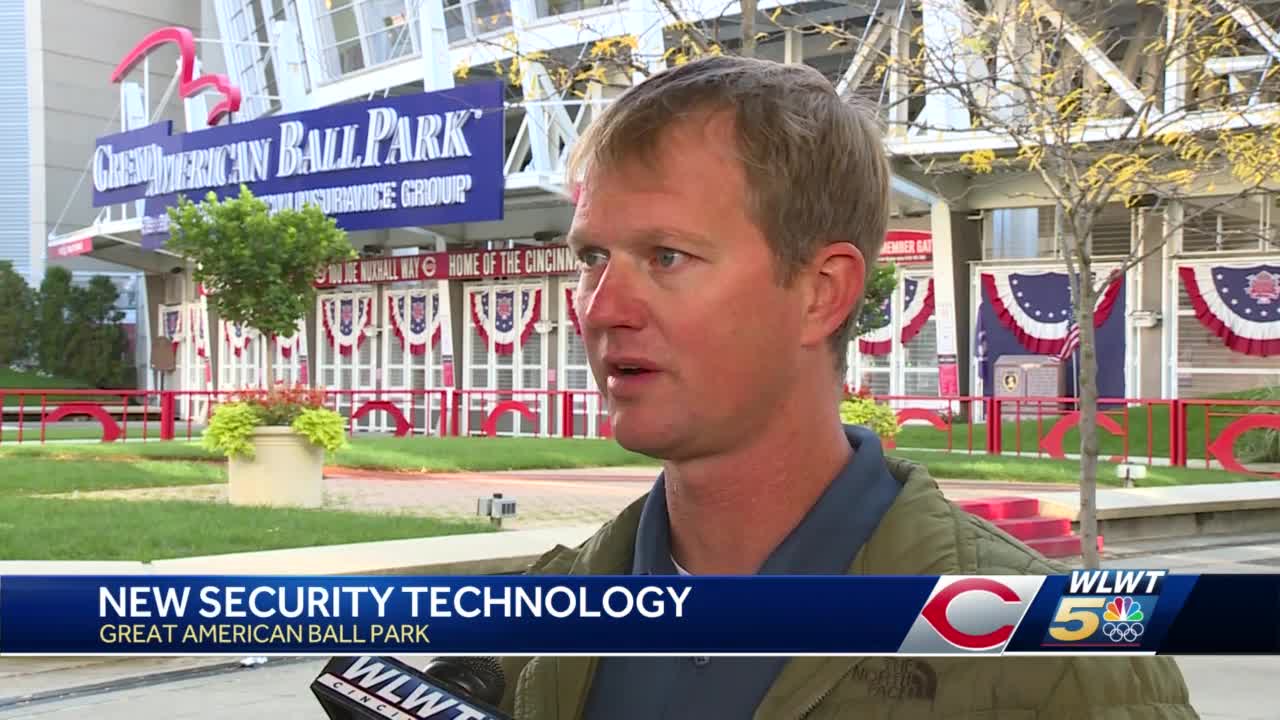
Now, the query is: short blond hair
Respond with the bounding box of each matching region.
[568,55,890,375]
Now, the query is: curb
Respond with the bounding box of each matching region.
[0,657,313,712]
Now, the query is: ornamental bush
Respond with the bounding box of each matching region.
[838,387,900,439]
[0,261,34,367]
[203,383,347,459]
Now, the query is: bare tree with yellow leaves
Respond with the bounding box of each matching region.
[872,0,1280,566]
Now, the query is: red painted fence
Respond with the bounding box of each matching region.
[2,389,1278,478]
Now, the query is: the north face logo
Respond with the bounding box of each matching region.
[851,659,938,701]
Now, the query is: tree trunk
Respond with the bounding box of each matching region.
[1073,240,1101,569]
[264,335,276,389]
[740,0,757,57]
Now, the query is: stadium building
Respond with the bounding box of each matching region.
[34,0,1280,437]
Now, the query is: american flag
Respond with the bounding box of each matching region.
[1057,323,1080,362]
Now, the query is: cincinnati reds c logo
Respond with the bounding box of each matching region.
[919,577,1022,651]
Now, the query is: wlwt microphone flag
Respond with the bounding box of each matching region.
[0,572,1278,655]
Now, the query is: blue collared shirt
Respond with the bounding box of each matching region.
[581,425,903,720]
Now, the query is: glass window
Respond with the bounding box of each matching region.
[534,0,614,18]
[316,0,364,75]
[360,0,414,66]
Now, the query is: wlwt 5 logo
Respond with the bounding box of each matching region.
[899,577,1045,654]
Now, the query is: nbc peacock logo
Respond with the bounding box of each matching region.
[1102,596,1145,643]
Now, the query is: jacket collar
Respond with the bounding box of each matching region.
[535,456,956,720]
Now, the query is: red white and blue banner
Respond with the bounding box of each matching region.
[387,292,442,355]
[222,321,254,357]
[1179,264,1280,357]
[470,288,541,354]
[274,324,305,359]
[976,270,1127,398]
[321,296,373,356]
[1,571,1278,655]
[565,286,583,336]
[858,278,935,356]
[159,305,183,353]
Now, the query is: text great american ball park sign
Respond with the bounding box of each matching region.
[91,33,506,250]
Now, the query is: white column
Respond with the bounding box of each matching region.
[929,202,963,396]
[418,0,454,92]
[919,0,984,131]
[121,81,147,220]
[272,19,309,113]
[1162,202,1183,398]
[291,0,329,91]
[783,28,803,65]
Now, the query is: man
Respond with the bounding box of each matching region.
[498,56,1195,718]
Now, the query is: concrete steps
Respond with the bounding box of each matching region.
[957,495,1103,559]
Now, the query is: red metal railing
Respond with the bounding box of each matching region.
[2,388,1277,477]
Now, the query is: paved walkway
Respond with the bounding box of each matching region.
[47,464,1255,530]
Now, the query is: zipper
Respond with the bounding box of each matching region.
[791,666,855,720]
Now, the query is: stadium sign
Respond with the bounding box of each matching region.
[92,77,506,250]
[315,245,579,288]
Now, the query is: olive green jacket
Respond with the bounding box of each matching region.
[497,457,1197,719]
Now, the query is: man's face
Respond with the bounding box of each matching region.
[568,113,811,460]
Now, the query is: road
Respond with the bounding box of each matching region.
[4,535,1280,719]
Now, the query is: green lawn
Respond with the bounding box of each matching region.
[0,435,657,471]
[1,433,1252,486]
[0,457,224,496]
[0,367,92,390]
[889,449,1248,487]
[0,496,493,561]
[0,453,493,562]
[331,435,656,472]
[893,389,1279,463]
[0,367,118,405]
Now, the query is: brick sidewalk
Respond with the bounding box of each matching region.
[51,467,1038,531]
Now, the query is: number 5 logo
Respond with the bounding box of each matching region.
[1048,597,1106,642]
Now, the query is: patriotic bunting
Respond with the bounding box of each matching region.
[900,277,936,344]
[470,288,541,354]
[160,307,183,354]
[222,321,253,357]
[273,320,306,359]
[857,277,936,356]
[321,296,373,355]
[190,306,209,360]
[979,270,1123,355]
[1179,264,1280,357]
[387,292,442,355]
[858,295,893,356]
[565,286,582,336]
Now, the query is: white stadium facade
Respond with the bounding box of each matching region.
[15,0,1279,438]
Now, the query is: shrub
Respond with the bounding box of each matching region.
[838,387,900,439]
[203,383,347,459]
[33,268,130,387]
[0,261,34,366]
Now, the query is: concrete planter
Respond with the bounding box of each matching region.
[227,426,324,508]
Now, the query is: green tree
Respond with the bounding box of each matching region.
[165,185,356,379]
[66,276,129,388]
[36,267,77,377]
[0,261,34,367]
[855,263,899,339]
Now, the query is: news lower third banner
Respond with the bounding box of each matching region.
[1,572,1277,655]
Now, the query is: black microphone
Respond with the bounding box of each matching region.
[312,655,512,720]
